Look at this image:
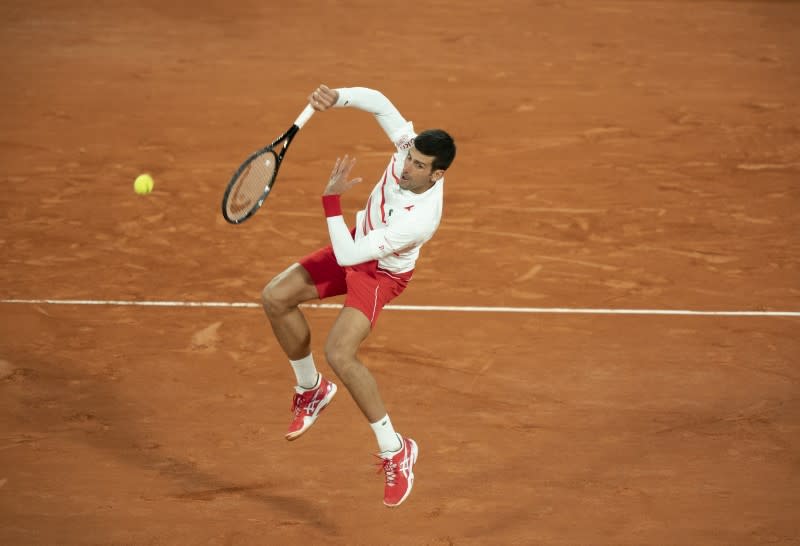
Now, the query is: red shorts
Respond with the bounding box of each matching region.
[299,243,413,327]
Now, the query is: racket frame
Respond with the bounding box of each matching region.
[221,105,315,224]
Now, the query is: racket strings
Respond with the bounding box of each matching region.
[225,151,277,221]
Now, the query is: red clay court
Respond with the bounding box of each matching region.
[1,1,799,544]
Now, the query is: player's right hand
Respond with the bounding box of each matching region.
[309,84,338,111]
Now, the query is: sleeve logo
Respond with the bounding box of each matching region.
[397,136,415,151]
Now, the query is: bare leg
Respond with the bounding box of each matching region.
[324,307,386,422]
[261,263,319,361]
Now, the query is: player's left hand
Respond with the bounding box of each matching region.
[324,155,362,196]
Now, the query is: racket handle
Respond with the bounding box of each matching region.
[294,104,315,129]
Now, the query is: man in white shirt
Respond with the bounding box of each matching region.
[261,84,456,507]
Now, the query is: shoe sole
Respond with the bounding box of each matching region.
[285,382,338,441]
[384,439,418,508]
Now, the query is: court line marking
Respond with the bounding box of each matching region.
[1,298,798,317]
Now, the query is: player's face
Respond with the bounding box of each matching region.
[400,147,444,194]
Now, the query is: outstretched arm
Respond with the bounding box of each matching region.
[308,84,410,144]
[321,155,396,267]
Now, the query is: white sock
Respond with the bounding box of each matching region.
[290,354,319,390]
[371,414,402,454]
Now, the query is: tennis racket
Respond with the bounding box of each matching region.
[221,104,315,224]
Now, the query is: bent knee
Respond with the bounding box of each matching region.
[262,264,318,316]
[324,339,358,371]
[261,277,292,316]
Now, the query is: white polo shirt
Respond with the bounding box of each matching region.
[324,88,445,274]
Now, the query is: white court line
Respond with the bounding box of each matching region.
[1,298,799,317]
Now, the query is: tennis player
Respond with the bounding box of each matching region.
[261,84,456,507]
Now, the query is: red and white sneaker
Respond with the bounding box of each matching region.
[285,375,337,441]
[377,436,419,507]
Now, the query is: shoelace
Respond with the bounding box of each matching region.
[291,392,308,415]
[376,456,398,486]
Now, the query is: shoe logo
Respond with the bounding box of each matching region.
[378,442,413,486]
[399,457,412,476]
[296,386,327,415]
[306,392,323,414]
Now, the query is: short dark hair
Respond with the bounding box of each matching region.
[414,129,456,172]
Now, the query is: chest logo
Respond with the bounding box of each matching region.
[404,205,415,212]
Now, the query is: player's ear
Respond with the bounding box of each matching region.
[431,169,445,182]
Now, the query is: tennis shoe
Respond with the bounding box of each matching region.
[285,374,337,441]
[377,436,418,507]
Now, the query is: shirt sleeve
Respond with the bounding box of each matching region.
[321,195,423,267]
[322,195,389,266]
[334,87,415,151]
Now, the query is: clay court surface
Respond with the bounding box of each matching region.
[1,1,799,544]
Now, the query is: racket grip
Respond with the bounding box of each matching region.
[294,104,316,129]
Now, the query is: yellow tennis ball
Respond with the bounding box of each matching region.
[134,173,154,194]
